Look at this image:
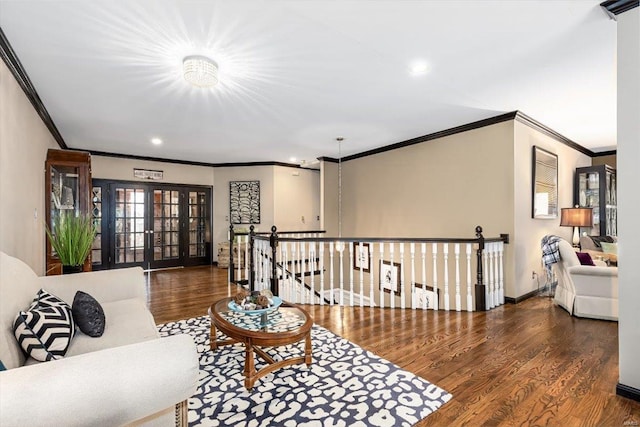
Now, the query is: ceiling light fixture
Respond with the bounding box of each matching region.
[183,55,218,88]
[409,61,429,76]
[151,137,163,145]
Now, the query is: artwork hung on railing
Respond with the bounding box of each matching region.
[229,181,260,224]
[380,260,401,296]
[353,242,371,272]
[413,284,438,310]
[532,146,558,219]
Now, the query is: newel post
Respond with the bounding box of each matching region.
[249,225,256,292]
[475,225,487,311]
[269,226,279,296]
[229,224,235,284]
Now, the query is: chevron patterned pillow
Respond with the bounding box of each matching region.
[13,289,75,362]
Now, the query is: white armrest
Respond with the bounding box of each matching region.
[37,267,146,304]
[569,265,618,277]
[0,334,198,427]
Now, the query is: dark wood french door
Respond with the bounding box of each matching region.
[91,180,211,270]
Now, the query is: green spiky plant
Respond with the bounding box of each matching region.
[45,212,97,269]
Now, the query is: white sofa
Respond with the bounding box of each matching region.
[553,239,618,321]
[0,251,199,426]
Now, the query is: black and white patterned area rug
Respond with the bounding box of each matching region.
[158,316,452,427]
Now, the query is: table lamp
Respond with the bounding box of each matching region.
[560,206,593,247]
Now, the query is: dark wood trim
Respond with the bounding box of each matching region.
[0,28,67,149]
[320,111,595,164]
[515,112,594,156]
[601,0,639,18]
[87,149,302,169]
[505,288,541,304]
[340,112,518,162]
[616,382,640,402]
[592,149,617,157]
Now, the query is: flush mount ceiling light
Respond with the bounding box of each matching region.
[409,61,429,76]
[183,55,218,88]
[150,137,162,145]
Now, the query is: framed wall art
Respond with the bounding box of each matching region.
[532,146,558,219]
[352,242,371,272]
[379,260,401,296]
[229,181,260,224]
[413,283,439,310]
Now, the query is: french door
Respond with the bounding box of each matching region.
[91,180,211,270]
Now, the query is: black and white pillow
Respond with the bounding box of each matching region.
[13,289,75,362]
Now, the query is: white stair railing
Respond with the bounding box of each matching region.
[227,225,507,312]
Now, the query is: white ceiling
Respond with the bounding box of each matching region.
[0,1,617,165]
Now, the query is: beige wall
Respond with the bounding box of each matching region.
[0,60,59,274]
[513,122,591,298]
[211,166,275,260]
[320,161,339,235]
[321,119,593,300]
[591,154,616,169]
[91,155,214,185]
[273,166,320,231]
[323,121,519,296]
[617,6,640,393]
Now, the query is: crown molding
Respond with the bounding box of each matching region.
[591,149,617,157]
[86,149,302,169]
[601,0,639,19]
[0,27,67,149]
[513,111,594,156]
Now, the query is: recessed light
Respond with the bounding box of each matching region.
[409,61,429,76]
[151,138,162,145]
[289,157,297,163]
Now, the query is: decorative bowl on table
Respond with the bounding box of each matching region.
[228,296,282,315]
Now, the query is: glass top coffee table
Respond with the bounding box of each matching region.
[208,297,313,390]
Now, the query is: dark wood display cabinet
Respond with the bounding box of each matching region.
[574,164,617,237]
[45,149,92,275]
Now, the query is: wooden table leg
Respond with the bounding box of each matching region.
[304,331,312,366]
[210,322,217,351]
[244,341,256,390]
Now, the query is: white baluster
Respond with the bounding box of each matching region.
[455,243,461,312]
[466,243,473,312]
[498,242,505,305]
[369,243,374,308]
[338,243,345,306]
[399,243,405,309]
[308,242,316,305]
[379,242,385,309]
[349,242,354,306]
[319,242,325,305]
[421,243,427,310]
[389,243,395,309]
[432,243,439,311]
[489,242,495,309]
[358,242,364,307]
[300,241,307,304]
[281,242,288,301]
[329,242,335,305]
[410,243,416,310]
[443,243,449,311]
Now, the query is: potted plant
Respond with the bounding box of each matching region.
[45,211,97,274]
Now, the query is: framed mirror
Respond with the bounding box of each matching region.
[532,146,558,219]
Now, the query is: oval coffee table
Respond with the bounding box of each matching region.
[208,297,313,390]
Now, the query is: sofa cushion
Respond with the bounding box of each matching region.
[64,298,159,358]
[600,242,618,255]
[72,291,105,337]
[13,304,75,362]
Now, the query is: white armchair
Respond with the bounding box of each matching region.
[553,239,618,321]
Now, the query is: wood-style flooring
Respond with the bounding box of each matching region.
[147,265,640,427]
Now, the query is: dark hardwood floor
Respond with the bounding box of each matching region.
[147,265,640,427]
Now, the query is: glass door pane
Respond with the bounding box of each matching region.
[188,191,207,258]
[150,188,182,269]
[114,186,147,266]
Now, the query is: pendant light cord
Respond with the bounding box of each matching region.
[337,137,343,239]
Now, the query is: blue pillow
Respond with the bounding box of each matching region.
[0,359,6,371]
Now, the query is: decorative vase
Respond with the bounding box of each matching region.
[62,265,83,274]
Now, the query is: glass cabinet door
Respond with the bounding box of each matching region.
[575,165,616,237]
